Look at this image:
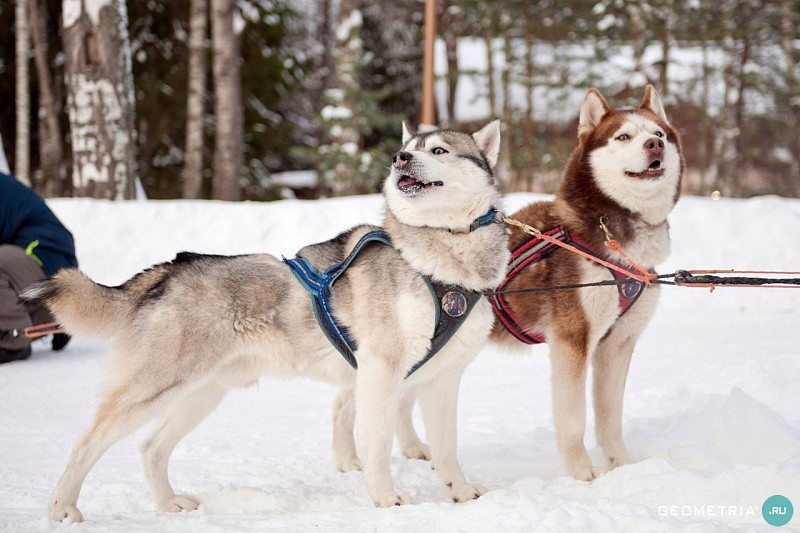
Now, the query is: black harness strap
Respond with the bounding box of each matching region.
[284,230,482,378]
[407,278,483,376]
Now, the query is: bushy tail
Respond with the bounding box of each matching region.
[22,269,140,340]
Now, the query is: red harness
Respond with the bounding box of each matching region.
[490,226,646,345]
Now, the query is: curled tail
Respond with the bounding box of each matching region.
[22,266,168,340]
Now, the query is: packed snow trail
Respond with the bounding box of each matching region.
[0,193,798,531]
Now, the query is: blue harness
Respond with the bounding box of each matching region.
[284,211,497,378]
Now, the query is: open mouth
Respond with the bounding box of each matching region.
[397,175,444,195]
[625,160,664,180]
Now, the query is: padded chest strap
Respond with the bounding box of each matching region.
[490,226,646,345]
[284,230,482,378]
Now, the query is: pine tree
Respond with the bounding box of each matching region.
[129,0,303,200]
[305,0,412,196]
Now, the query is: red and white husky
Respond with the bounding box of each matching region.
[489,85,684,480]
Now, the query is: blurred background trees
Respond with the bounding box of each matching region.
[0,0,797,200]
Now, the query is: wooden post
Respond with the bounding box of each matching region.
[420,0,437,128]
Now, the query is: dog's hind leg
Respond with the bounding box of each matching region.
[332,388,361,472]
[592,330,636,470]
[418,368,486,503]
[333,386,429,472]
[354,357,408,507]
[49,386,167,522]
[550,338,606,482]
[139,380,229,512]
[395,388,430,461]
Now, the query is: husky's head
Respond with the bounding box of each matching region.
[572,85,683,224]
[384,120,502,231]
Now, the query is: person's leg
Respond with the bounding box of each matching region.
[0,244,49,360]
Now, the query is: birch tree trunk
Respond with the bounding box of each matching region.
[330,0,361,194]
[310,0,333,120]
[699,32,712,190]
[15,0,31,186]
[500,31,513,189]
[779,0,800,195]
[628,3,646,84]
[733,36,749,197]
[523,16,535,191]
[482,17,496,118]
[441,3,460,125]
[659,0,672,97]
[716,0,739,197]
[183,0,208,199]
[62,0,138,200]
[210,0,242,201]
[29,0,63,193]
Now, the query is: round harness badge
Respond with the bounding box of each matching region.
[621,280,643,299]
[441,291,468,318]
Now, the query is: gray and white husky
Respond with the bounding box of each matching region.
[27,120,508,522]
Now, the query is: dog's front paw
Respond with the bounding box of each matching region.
[401,442,431,461]
[160,494,200,513]
[337,457,362,473]
[373,491,414,507]
[605,453,628,470]
[569,464,606,482]
[49,501,84,523]
[448,482,487,503]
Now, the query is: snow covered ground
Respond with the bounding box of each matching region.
[1,192,798,532]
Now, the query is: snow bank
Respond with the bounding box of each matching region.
[0,193,798,531]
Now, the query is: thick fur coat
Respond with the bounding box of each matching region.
[489,85,683,480]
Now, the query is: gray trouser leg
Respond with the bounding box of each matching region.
[0,244,50,350]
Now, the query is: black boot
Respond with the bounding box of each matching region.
[0,344,32,364]
[52,333,71,351]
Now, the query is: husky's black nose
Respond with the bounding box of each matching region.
[393,151,412,167]
[645,137,664,157]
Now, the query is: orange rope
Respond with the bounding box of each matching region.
[604,239,658,282]
[501,216,657,285]
[24,322,64,339]
[500,214,800,293]
[673,282,800,292]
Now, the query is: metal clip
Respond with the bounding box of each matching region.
[599,216,615,243]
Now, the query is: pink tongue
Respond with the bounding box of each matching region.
[398,176,419,187]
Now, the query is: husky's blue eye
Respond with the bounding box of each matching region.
[617,134,630,141]
[655,131,663,138]
[432,147,448,155]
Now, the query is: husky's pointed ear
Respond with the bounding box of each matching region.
[472,119,501,168]
[402,120,416,145]
[639,84,668,122]
[578,89,610,138]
